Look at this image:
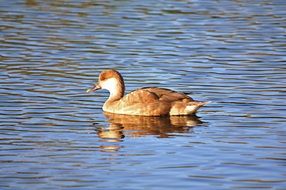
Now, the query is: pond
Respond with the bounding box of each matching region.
[1,0,286,189]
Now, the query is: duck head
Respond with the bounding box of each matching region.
[86,69,125,99]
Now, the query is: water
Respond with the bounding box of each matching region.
[1,0,286,189]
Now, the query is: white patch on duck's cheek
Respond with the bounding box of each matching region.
[101,78,118,96]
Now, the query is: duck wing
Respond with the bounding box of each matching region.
[115,87,195,116]
[122,88,160,104]
[140,87,193,102]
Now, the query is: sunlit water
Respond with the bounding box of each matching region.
[1,0,286,189]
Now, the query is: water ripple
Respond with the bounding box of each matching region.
[1,0,286,189]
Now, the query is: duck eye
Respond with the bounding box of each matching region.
[100,75,106,81]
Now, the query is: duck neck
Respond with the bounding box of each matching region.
[106,81,125,102]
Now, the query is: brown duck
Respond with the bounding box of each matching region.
[87,69,208,116]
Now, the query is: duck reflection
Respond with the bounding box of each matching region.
[96,112,203,140]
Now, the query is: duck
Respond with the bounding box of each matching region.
[86,69,208,116]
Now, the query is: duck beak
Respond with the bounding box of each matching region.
[86,83,101,93]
